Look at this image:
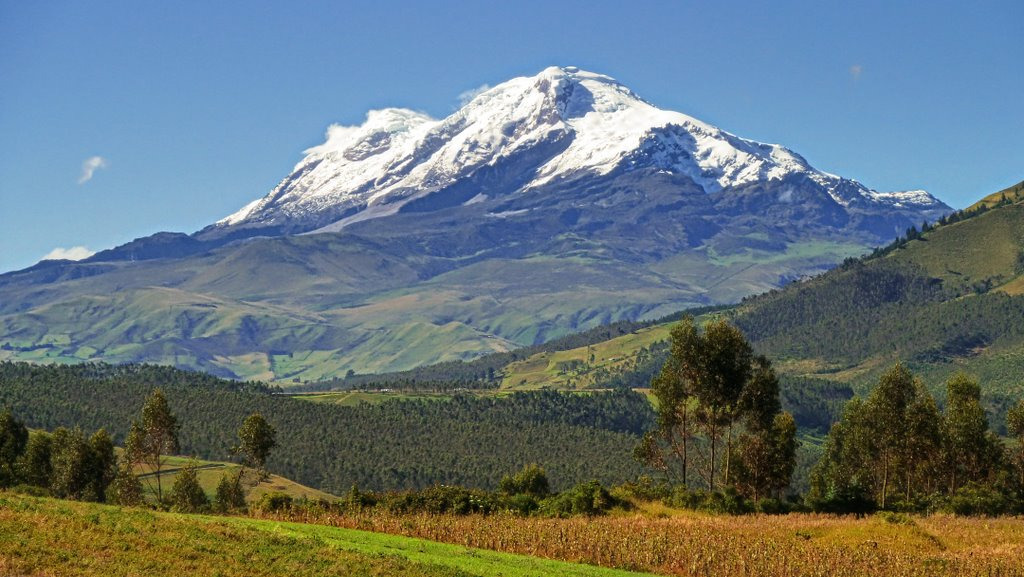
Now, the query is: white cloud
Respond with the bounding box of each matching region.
[849,64,863,81]
[458,84,491,106]
[78,156,108,184]
[42,246,95,261]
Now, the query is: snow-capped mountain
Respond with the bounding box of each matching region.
[0,66,957,379]
[210,66,947,237]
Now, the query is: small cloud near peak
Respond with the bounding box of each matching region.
[849,64,863,81]
[78,156,108,184]
[42,246,95,261]
[458,84,491,106]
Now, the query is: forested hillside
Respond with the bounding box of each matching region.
[729,196,1024,423]
[0,363,651,494]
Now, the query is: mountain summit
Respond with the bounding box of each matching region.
[207,66,947,239]
[1,67,952,380]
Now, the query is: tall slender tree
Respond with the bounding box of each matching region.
[943,373,1000,491]
[0,409,28,487]
[16,431,53,487]
[125,389,180,503]
[234,412,276,483]
[1007,399,1024,489]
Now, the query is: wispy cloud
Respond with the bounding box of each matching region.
[42,246,95,261]
[78,156,108,184]
[849,64,863,82]
[458,84,491,106]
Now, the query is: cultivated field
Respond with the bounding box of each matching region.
[263,505,1024,577]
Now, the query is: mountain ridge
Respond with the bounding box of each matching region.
[204,66,947,240]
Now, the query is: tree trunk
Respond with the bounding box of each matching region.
[724,415,733,486]
[681,404,688,488]
[880,454,889,510]
[709,418,717,493]
[906,469,912,501]
[155,456,163,503]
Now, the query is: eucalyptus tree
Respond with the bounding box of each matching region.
[125,389,180,503]
[234,412,276,482]
[0,409,28,487]
[943,373,1002,491]
[638,317,793,493]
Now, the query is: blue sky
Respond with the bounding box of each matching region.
[1,1,1021,273]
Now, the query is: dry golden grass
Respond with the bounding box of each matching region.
[263,508,1024,577]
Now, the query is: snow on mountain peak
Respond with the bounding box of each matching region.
[303,108,435,158]
[216,66,947,232]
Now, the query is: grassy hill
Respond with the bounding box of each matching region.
[499,323,674,390]
[348,181,1024,428]
[132,454,336,503]
[0,217,870,382]
[967,179,1024,211]
[732,194,1024,400]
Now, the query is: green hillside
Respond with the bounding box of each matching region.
[733,196,1024,398]
[967,179,1024,211]
[0,225,868,382]
[390,181,1024,428]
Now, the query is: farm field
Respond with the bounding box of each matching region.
[262,505,1024,577]
[5,490,1024,577]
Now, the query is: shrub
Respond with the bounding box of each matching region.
[613,475,671,501]
[108,464,144,507]
[255,491,293,513]
[214,469,247,513]
[806,484,876,515]
[10,484,49,497]
[941,483,1013,516]
[169,461,210,513]
[382,485,499,515]
[540,480,619,517]
[498,464,550,499]
[504,493,539,515]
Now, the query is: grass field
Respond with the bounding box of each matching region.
[0,492,653,577]
[293,389,513,406]
[131,454,336,503]
[500,324,673,390]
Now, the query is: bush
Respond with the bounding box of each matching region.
[540,480,619,517]
[342,484,376,511]
[382,485,499,515]
[498,464,550,499]
[10,484,49,497]
[108,465,144,507]
[168,461,210,513]
[754,498,786,515]
[214,469,247,512]
[613,476,671,502]
[255,491,293,513]
[806,484,876,515]
[504,493,540,515]
[941,483,1014,516]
